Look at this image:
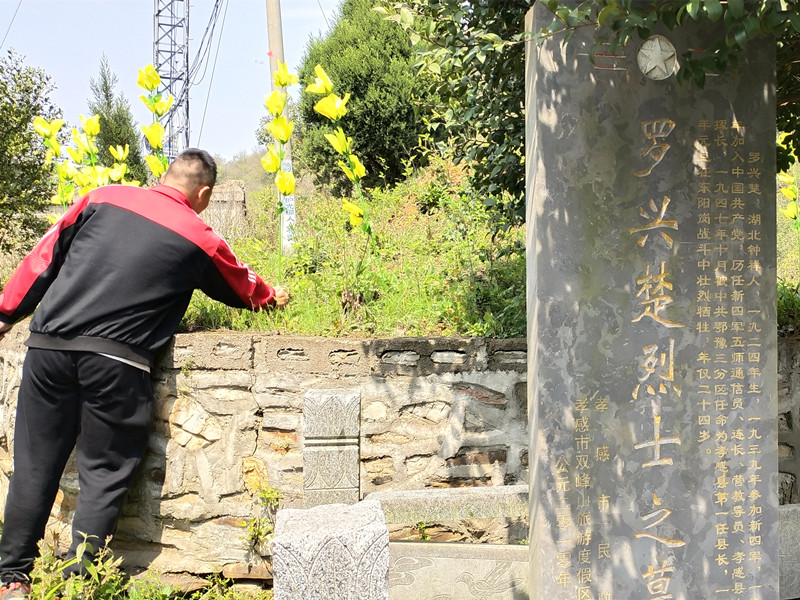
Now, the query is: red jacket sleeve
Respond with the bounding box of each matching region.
[0,196,90,325]
[200,238,276,310]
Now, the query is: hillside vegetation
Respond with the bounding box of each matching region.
[182,154,526,338]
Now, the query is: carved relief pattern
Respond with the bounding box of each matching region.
[303,390,361,506]
[273,522,388,600]
[303,390,360,438]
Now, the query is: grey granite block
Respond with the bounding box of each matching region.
[273,497,389,600]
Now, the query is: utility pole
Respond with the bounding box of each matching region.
[266,0,296,252]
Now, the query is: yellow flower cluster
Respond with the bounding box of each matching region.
[137,63,170,179]
[32,109,140,214]
[260,61,297,196]
[305,64,369,229]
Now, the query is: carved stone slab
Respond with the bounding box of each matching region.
[303,389,361,506]
[388,541,529,600]
[273,497,389,600]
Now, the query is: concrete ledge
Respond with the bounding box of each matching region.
[367,485,528,524]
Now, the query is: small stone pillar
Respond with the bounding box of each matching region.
[272,497,389,600]
[303,389,361,506]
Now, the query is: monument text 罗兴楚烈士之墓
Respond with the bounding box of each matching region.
[526,2,777,599]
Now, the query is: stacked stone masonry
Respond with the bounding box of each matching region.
[1,330,798,578]
[0,330,528,578]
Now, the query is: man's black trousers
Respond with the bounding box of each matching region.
[0,348,153,582]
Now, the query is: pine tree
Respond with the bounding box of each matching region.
[88,56,148,184]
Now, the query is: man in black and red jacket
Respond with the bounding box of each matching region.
[0,148,288,598]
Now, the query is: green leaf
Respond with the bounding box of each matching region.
[372,6,389,15]
[727,0,745,18]
[686,0,701,20]
[597,4,618,25]
[409,32,421,46]
[704,0,723,22]
[744,16,760,38]
[399,7,414,28]
[733,24,748,47]
[428,62,441,75]
[791,12,800,33]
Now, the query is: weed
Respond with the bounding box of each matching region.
[415,522,430,542]
[243,486,283,552]
[180,359,196,377]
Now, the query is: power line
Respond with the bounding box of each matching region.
[197,0,229,146]
[0,0,24,51]
[316,0,330,29]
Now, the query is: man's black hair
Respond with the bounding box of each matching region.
[167,148,217,189]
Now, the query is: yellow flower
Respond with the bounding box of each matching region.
[74,168,93,189]
[275,170,296,196]
[153,94,174,116]
[67,147,86,165]
[46,136,61,159]
[324,127,351,155]
[109,144,129,162]
[80,114,100,136]
[314,93,350,121]
[260,146,281,172]
[72,129,98,156]
[306,64,333,95]
[351,154,366,179]
[339,154,366,182]
[145,154,167,178]
[273,62,298,88]
[266,116,294,144]
[341,200,364,227]
[141,122,165,149]
[137,64,161,91]
[33,116,64,138]
[265,91,287,117]
[109,163,127,182]
[57,162,77,181]
[781,201,798,220]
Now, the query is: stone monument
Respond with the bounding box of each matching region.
[526,3,777,599]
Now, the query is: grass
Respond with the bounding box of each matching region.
[26,539,273,600]
[180,156,527,338]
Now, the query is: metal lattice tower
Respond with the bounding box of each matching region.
[154,0,189,160]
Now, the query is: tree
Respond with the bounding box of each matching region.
[295,0,435,191]
[0,50,60,255]
[377,0,800,221]
[88,56,148,183]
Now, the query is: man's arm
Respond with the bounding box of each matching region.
[0,194,91,325]
[200,238,289,310]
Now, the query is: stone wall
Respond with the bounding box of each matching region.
[2,329,798,579]
[779,337,800,504]
[0,329,527,578]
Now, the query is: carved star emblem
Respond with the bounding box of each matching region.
[637,35,677,80]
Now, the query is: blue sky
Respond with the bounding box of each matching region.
[0,0,341,160]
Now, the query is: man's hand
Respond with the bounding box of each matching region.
[0,322,12,343]
[274,286,289,308]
